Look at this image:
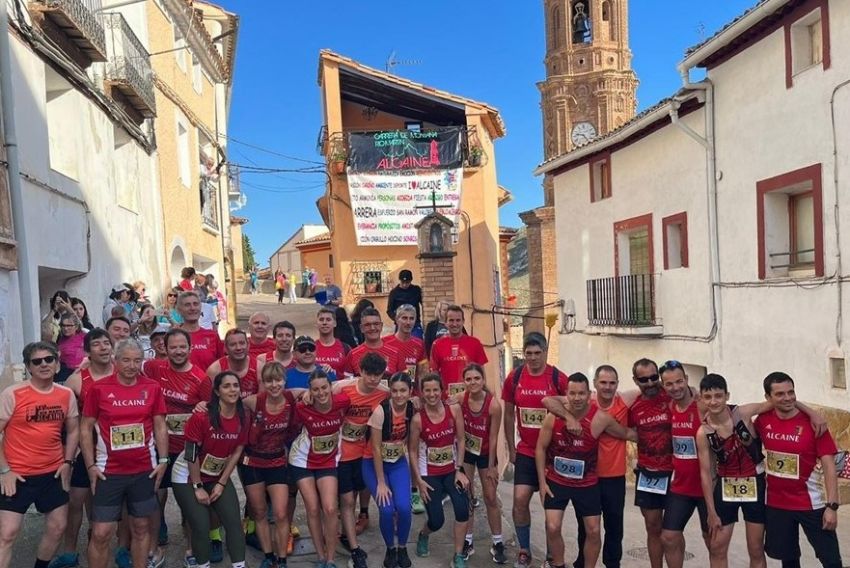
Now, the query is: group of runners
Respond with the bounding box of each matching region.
[0,289,845,568]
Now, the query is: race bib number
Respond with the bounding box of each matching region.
[448,383,466,396]
[312,433,338,455]
[465,432,483,456]
[553,456,585,480]
[672,436,697,460]
[110,423,145,451]
[341,422,368,443]
[406,364,417,377]
[427,445,454,466]
[636,472,669,495]
[166,414,191,436]
[766,450,799,479]
[200,453,227,477]
[519,408,546,429]
[721,476,757,502]
[381,442,405,463]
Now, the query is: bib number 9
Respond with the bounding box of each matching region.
[766,450,800,479]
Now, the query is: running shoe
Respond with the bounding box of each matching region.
[396,547,412,568]
[491,542,508,564]
[114,547,132,568]
[451,553,467,568]
[183,556,199,568]
[416,532,430,557]
[382,547,397,568]
[410,490,425,514]
[210,539,224,563]
[48,553,79,568]
[462,540,474,560]
[259,558,276,568]
[355,512,369,535]
[348,547,368,568]
[145,555,165,568]
[472,496,482,508]
[514,550,531,568]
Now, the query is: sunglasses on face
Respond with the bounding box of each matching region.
[636,374,659,384]
[61,324,77,329]
[30,355,57,366]
[297,345,316,353]
[167,294,177,298]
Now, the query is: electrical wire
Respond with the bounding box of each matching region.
[226,135,325,165]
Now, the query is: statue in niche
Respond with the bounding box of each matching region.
[429,222,444,253]
[572,1,591,44]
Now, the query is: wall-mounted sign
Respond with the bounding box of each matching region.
[347,168,462,246]
[347,128,463,172]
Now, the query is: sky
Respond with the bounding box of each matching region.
[218,0,756,264]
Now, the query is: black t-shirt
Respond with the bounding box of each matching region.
[386,284,423,324]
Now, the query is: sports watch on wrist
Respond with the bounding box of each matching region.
[192,482,203,490]
[826,502,840,511]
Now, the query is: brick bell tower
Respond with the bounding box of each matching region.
[522,0,637,358]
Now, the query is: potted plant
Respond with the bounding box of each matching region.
[364,274,380,294]
[468,146,484,167]
[331,149,347,175]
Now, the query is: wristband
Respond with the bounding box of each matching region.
[0,467,10,475]
[63,459,74,467]
[87,464,98,470]
[217,481,226,488]
[192,482,203,490]
[158,457,169,465]
[456,466,465,473]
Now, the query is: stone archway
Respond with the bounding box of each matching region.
[169,244,187,286]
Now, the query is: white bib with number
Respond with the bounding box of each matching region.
[200,453,227,477]
[721,476,757,502]
[426,445,454,466]
[766,450,800,479]
[448,383,466,397]
[553,456,585,480]
[465,432,483,456]
[380,442,405,463]
[672,436,697,460]
[341,422,368,443]
[166,414,191,436]
[636,472,669,495]
[518,407,546,429]
[110,423,145,451]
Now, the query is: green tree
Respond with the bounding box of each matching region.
[242,233,256,272]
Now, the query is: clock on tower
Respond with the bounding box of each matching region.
[571,121,597,146]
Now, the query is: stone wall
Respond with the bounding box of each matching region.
[419,255,456,320]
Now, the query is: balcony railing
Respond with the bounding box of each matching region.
[29,0,107,66]
[103,13,155,120]
[587,274,658,327]
[200,177,219,232]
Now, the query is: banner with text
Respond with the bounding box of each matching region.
[347,128,463,172]
[348,168,462,246]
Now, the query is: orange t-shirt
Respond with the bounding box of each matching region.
[336,379,388,463]
[0,382,77,475]
[594,394,629,478]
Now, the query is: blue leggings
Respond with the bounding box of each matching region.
[362,458,413,547]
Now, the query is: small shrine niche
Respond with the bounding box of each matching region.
[415,212,455,257]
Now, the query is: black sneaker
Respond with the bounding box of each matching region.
[490,541,507,564]
[396,547,412,568]
[348,546,368,568]
[462,540,475,560]
[382,547,397,568]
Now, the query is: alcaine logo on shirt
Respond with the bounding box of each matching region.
[639,413,669,425]
[765,431,800,443]
[112,399,148,407]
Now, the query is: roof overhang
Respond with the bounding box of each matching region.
[498,185,513,207]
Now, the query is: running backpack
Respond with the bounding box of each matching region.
[509,364,565,399]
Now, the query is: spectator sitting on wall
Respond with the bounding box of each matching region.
[323,274,343,306]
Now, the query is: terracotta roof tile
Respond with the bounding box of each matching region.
[295,231,331,246]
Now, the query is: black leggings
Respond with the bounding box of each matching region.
[422,472,469,532]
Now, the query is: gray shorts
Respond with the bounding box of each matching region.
[91,471,158,522]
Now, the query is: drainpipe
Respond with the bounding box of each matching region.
[669,72,720,340]
[0,5,38,343]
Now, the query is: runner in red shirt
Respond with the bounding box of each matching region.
[534,373,635,568]
[383,304,426,392]
[409,374,470,564]
[0,342,79,568]
[205,329,260,399]
[315,307,351,378]
[502,333,569,568]
[247,312,275,358]
[258,320,297,373]
[170,371,249,568]
[241,361,296,567]
[176,291,223,371]
[429,305,487,397]
[459,363,505,563]
[346,308,405,379]
[81,339,168,568]
[54,329,115,568]
[754,372,842,568]
[288,370,350,568]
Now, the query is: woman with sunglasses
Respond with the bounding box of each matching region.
[158,287,183,326]
[288,370,350,568]
[241,362,297,568]
[459,363,506,563]
[363,372,416,568]
[171,371,248,568]
[409,373,471,568]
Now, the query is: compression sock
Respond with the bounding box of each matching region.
[492,534,504,544]
[465,533,474,544]
[516,524,531,552]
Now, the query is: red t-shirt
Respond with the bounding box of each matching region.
[670,399,702,497]
[173,410,248,483]
[0,382,77,475]
[248,338,275,359]
[143,359,208,455]
[289,394,351,469]
[429,335,488,395]
[315,338,351,378]
[755,410,838,510]
[83,375,167,475]
[545,407,599,488]
[243,391,296,468]
[262,351,297,370]
[383,335,425,382]
[346,342,406,377]
[461,391,493,457]
[628,391,673,472]
[215,356,260,399]
[185,328,224,372]
[501,365,569,458]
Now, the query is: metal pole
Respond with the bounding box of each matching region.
[0,4,37,343]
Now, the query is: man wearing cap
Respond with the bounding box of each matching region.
[323,274,343,307]
[386,270,424,338]
[286,336,337,393]
[103,284,132,325]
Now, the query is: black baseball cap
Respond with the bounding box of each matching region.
[294,335,316,349]
[399,269,413,282]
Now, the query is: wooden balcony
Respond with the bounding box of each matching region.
[103,13,155,122]
[28,0,107,68]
